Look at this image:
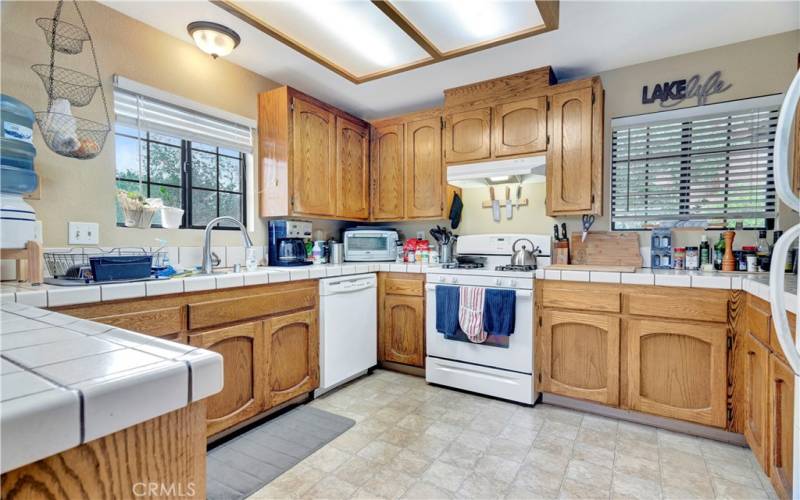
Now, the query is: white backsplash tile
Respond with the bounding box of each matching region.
[177,246,202,268]
[226,246,246,267]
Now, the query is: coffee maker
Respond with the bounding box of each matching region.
[268,220,312,266]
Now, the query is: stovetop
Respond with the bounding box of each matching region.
[496,264,536,272]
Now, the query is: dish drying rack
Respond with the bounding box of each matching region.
[44,247,167,278]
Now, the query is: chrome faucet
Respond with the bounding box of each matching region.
[201,216,253,274]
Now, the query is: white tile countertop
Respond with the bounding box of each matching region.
[0,301,223,474]
[1,263,441,308]
[536,268,798,314]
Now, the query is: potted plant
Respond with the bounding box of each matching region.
[157,186,184,229]
[116,189,158,229]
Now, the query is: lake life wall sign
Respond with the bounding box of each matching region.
[642,71,732,108]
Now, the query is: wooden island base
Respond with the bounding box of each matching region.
[1,402,207,499]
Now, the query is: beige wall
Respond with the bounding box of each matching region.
[447,30,800,250]
[0,0,279,248]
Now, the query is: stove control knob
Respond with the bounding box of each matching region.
[495,278,502,286]
[439,276,446,283]
[450,277,458,284]
[509,279,517,287]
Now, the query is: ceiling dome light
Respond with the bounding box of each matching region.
[187,21,240,59]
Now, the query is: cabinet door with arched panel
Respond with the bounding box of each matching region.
[445,108,491,163]
[541,310,619,405]
[264,309,319,408]
[493,96,547,157]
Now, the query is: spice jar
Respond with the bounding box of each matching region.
[685,246,699,270]
[673,247,686,270]
[742,246,757,273]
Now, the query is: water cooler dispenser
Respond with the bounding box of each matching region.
[1,94,39,249]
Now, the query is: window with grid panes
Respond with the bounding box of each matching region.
[114,125,246,229]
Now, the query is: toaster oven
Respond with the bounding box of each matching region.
[343,228,398,262]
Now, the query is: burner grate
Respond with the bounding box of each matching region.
[495,265,536,272]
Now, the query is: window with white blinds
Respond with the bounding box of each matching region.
[611,95,780,230]
[113,78,253,153]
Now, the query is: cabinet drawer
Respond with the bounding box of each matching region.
[384,275,424,297]
[90,306,184,339]
[541,282,620,313]
[747,296,771,346]
[188,287,316,330]
[623,287,728,323]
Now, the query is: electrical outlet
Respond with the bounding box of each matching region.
[68,222,99,245]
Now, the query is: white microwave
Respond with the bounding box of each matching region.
[343,228,398,262]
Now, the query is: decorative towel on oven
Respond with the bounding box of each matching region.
[483,288,516,336]
[458,286,487,343]
[435,285,460,336]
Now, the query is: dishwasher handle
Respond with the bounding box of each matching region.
[326,280,375,294]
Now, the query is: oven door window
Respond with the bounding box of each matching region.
[349,236,388,251]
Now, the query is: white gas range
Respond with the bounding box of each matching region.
[424,233,550,405]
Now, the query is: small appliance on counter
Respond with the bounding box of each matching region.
[1,95,39,250]
[343,226,398,262]
[268,219,312,266]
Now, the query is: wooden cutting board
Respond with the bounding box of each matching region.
[570,232,642,267]
[545,264,637,273]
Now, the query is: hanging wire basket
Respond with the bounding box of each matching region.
[35,17,89,55]
[34,111,109,159]
[31,64,99,107]
[33,0,111,160]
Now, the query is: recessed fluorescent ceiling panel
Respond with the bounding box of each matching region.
[235,0,429,77]
[390,0,544,53]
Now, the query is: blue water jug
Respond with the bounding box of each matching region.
[1,94,38,194]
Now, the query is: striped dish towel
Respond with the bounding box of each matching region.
[458,286,487,343]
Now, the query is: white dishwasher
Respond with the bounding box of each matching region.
[317,273,377,396]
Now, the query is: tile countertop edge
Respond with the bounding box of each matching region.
[0,304,223,474]
[536,269,798,314]
[1,263,440,308]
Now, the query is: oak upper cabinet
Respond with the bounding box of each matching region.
[369,110,445,221]
[379,273,425,367]
[547,79,603,216]
[258,86,369,220]
[444,108,491,163]
[370,124,405,220]
[743,332,770,471]
[768,354,794,500]
[625,318,727,428]
[264,308,319,408]
[493,96,547,157]
[405,117,444,218]
[540,310,620,405]
[336,117,369,219]
[188,321,265,436]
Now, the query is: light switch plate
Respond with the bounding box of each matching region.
[68,222,99,245]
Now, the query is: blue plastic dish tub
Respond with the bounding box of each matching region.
[89,255,153,282]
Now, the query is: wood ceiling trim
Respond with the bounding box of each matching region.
[210,0,559,85]
[370,1,442,58]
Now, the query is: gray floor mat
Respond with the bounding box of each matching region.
[207,405,355,500]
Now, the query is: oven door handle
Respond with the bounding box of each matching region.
[424,284,532,297]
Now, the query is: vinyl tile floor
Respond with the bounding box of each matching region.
[248,369,776,499]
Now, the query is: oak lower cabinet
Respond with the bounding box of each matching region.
[743,332,770,470]
[540,310,619,405]
[768,354,794,500]
[624,318,727,428]
[189,321,265,437]
[259,86,370,220]
[378,273,425,367]
[264,309,319,408]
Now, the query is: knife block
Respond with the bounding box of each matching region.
[554,240,570,265]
